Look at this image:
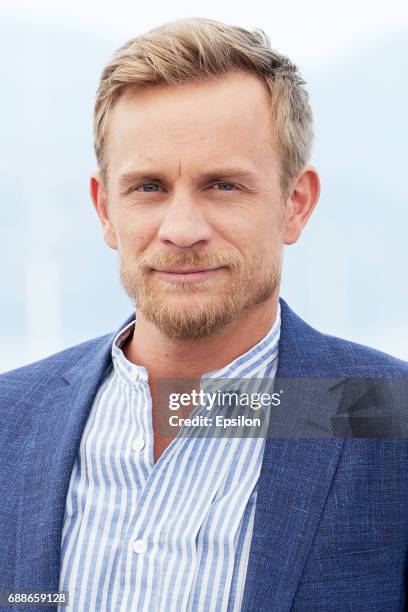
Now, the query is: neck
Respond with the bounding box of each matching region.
[123,294,280,382]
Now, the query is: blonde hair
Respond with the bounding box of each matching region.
[93,17,313,196]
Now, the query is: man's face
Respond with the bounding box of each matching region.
[94,71,290,340]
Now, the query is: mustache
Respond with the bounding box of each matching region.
[136,250,241,272]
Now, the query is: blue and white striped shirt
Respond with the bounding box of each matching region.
[58,304,280,611]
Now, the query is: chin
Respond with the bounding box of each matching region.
[159,292,216,307]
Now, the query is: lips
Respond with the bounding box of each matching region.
[155,267,218,274]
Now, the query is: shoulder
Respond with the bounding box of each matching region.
[318,329,408,377]
[281,305,408,433]
[315,330,408,381]
[0,332,113,398]
[279,298,408,378]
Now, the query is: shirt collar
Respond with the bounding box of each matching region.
[111,302,281,389]
[112,321,149,386]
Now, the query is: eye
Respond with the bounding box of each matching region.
[132,183,164,192]
[211,182,238,191]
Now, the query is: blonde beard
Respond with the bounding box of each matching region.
[119,250,281,340]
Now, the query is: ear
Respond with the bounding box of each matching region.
[90,171,118,250]
[283,166,320,245]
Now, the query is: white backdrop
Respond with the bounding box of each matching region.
[1,0,407,371]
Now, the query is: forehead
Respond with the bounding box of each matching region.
[105,71,278,177]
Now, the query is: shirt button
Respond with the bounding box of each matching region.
[133,539,147,554]
[132,437,145,452]
[131,370,140,381]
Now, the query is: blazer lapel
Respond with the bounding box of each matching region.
[241,299,347,611]
[15,317,134,592]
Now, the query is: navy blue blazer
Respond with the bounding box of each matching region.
[1,298,408,611]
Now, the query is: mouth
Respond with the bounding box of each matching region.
[152,266,226,284]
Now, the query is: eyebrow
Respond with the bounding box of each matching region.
[118,167,259,189]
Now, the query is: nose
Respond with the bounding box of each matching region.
[157,193,213,248]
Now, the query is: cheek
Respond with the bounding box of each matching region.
[240,214,283,252]
[212,212,279,268]
[115,217,156,253]
[248,224,284,272]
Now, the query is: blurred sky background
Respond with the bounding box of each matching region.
[1,0,407,372]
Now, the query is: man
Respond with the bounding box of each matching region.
[1,16,407,612]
